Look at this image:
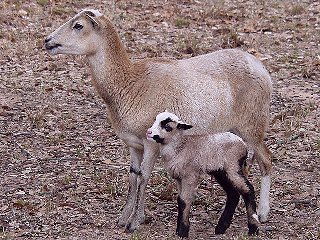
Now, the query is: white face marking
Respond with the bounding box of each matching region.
[258,175,271,222]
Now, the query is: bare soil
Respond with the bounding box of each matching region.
[0,0,319,239]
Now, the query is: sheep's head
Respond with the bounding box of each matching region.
[146,111,193,144]
[44,9,103,55]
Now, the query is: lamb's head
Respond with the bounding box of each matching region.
[146,111,193,144]
[44,9,103,55]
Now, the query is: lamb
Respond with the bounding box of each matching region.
[44,9,272,232]
[146,111,260,237]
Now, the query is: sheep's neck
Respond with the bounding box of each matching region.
[87,22,133,131]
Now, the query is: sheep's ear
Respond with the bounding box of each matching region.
[177,123,193,130]
[84,11,101,28]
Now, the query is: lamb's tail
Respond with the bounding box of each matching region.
[243,145,255,177]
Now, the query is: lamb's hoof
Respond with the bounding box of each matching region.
[215,222,229,235]
[214,226,226,235]
[176,224,189,238]
[176,231,189,239]
[248,224,259,236]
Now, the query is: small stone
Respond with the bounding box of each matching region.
[18,9,28,16]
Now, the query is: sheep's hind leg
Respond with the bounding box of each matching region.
[118,148,143,227]
[125,142,159,232]
[255,142,272,222]
[212,169,240,234]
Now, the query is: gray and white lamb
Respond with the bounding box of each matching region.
[147,111,260,238]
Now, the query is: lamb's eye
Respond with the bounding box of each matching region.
[164,125,173,132]
[73,23,83,30]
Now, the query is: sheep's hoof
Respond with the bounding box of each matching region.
[117,208,134,227]
[125,223,136,233]
[258,213,268,223]
[258,204,270,223]
[125,213,145,233]
[117,215,131,228]
[117,219,127,228]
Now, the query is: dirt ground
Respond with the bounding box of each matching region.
[0,0,319,239]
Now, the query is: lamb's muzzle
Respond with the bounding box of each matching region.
[146,129,153,140]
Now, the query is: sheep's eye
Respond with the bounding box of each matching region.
[164,125,173,132]
[73,23,83,30]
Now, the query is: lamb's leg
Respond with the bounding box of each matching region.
[176,176,198,238]
[255,142,272,222]
[212,169,240,234]
[224,154,260,236]
[126,142,159,232]
[174,178,185,235]
[118,147,143,227]
[240,178,260,235]
[229,172,260,235]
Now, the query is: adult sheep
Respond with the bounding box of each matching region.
[44,9,273,232]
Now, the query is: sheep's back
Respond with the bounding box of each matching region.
[121,49,271,143]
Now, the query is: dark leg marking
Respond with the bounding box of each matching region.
[176,196,189,238]
[130,166,142,176]
[235,155,260,235]
[211,169,240,234]
[248,222,259,236]
[241,178,259,235]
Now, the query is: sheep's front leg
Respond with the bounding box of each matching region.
[176,175,198,238]
[126,142,159,232]
[118,147,143,227]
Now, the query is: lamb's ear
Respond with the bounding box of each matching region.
[177,123,193,130]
